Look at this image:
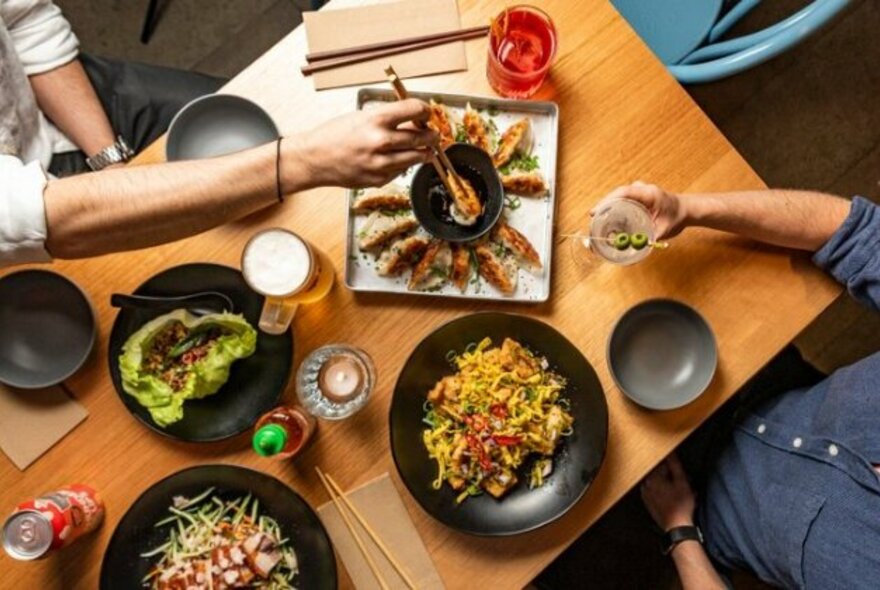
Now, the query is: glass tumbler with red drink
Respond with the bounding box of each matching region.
[487,5,558,99]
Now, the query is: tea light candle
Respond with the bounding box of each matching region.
[318,356,364,403]
[297,344,376,420]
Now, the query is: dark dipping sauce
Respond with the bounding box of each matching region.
[428,164,489,226]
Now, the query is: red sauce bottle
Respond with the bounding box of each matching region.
[252,406,315,460]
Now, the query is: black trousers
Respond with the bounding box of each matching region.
[48,54,225,177]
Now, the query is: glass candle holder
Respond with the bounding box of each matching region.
[296,344,376,420]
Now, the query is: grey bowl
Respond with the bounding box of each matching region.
[0,270,96,388]
[166,94,279,161]
[608,299,717,410]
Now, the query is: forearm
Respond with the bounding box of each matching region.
[671,541,727,590]
[681,189,850,251]
[43,139,310,259]
[29,59,117,157]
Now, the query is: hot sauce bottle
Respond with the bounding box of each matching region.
[252,406,316,460]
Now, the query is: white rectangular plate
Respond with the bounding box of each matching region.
[344,89,559,303]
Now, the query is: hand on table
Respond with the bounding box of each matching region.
[594,182,687,240]
[290,98,438,189]
[640,453,696,531]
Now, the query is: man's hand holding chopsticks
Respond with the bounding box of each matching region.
[294,98,438,188]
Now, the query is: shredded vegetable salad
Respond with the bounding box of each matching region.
[142,489,299,590]
[422,337,574,503]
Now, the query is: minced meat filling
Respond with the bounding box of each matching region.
[144,321,226,392]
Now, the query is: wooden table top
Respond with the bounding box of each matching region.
[1,1,841,588]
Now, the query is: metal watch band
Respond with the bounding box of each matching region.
[85,136,134,171]
[662,525,704,555]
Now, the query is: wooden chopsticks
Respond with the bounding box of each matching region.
[315,467,417,590]
[384,65,462,197]
[302,25,489,77]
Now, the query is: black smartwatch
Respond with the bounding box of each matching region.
[662,525,704,555]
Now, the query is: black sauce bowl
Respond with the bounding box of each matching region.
[411,143,504,242]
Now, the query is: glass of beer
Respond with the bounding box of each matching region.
[241,228,335,335]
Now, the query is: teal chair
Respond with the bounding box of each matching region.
[611,0,853,83]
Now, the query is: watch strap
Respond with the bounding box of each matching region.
[662,525,703,555]
[86,136,134,171]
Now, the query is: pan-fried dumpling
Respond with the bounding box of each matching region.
[462,103,491,154]
[409,240,453,291]
[352,184,410,213]
[377,236,429,276]
[493,118,532,168]
[428,100,456,149]
[358,211,418,250]
[500,170,548,197]
[493,221,542,271]
[448,176,483,227]
[474,242,518,295]
[450,243,472,292]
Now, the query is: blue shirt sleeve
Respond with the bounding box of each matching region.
[813,197,880,310]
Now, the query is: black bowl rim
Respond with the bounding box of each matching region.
[389,311,609,536]
[410,143,505,243]
[607,298,718,411]
[165,93,280,161]
[0,268,97,389]
[107,262,290,442]
[98,463,337,589]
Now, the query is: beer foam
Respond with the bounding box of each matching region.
[243,230,311,296]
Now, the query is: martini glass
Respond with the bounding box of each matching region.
[569,198,658,268]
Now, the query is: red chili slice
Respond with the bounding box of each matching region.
[492,435,522,446]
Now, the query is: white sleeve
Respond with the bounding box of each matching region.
[1,0,79,75]
[0,154,52,267]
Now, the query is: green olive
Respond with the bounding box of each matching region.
[613,233,631,250]
[630,233,649,250]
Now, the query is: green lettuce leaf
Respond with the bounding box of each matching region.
[119,310,257,427]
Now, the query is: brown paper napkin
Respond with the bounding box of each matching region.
[317,472,444,589]
[303,0,467,90]
[0,384,87,470]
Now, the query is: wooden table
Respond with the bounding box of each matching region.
[0,1,841,588]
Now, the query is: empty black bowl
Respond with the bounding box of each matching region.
[0,270,96,388]
[166,94,279,161]
[390,312,608,535]
[608,299,717,410]
[410,143,504,242]
[100,464,336,590]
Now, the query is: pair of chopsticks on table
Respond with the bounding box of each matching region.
[315,467,417,590]
[302,25,489,76]
[384,65,464,198]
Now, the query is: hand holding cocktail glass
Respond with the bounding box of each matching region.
[568,182,675,269]
[597,182,689,240]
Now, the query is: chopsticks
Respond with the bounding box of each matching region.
[384,65,462,197]
[302,25,489,77]
[315,467,417,590]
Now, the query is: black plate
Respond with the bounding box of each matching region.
[390,312,608,535]
[410,143,504,242]
[100,464,336,589]
[108,263,293,442]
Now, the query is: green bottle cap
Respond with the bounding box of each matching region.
[253,424,288,457]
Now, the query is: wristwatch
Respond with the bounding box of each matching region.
[662,525,704,555]
[86,136,134,171]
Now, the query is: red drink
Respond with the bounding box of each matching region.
[487,6,558,98]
